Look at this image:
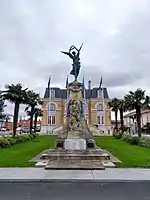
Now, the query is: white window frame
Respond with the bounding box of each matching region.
[48,115,56,125]
[50,90,55,98]
[97,90,102,98]
[97,115,104,125]
[97,103,103,111]
[97,116,101,124]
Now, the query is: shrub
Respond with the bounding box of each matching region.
[0,133,38,148]
[32,133,38,138]
[115,132,150,148]
[21,134,31,141]
[121,134,140,145]
[139,137,150,148]
[15,136,25,144]
[113,132,122,139]
[0,138,11,148]
[131,137,140,145]
[7,137,16,145]
[29,134,34,140]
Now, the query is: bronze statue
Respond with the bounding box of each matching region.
[61,44,83,81]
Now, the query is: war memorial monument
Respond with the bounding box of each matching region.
[30,44,120,169]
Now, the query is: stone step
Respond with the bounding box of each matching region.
[35,160,116,169]
[45,148,103,154]
[40,153,110,161]
[45,160,105,170]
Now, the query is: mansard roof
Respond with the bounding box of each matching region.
[44,87,109,99]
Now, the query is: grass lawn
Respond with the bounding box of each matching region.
[0,135,56,167]
[0,135,150,168]
[95,136,150,168]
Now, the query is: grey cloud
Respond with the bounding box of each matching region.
[0,0,150,114]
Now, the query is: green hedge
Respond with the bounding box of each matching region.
[113,132,150,148]
[0,133,38,148]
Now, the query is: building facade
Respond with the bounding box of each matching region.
[124,109,150,133]
[41,80,111,134]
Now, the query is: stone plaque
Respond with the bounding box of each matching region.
[64,139,86,150]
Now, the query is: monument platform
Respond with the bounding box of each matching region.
[30,147,120,169]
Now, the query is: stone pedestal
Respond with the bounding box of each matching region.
[64,139,86,150]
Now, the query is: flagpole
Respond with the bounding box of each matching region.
[82,63,87,122]
[82,77,86,101]
[82,63,86,101]
[48,75,51,134]
[101,77,106,133]
[66,75,69,99]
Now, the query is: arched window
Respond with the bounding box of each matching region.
[47,102,57,125]
[47,103,57,112]
[96,103,103,111]
[49,103,56,111]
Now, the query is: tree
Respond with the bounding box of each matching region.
[0,92,6,118]
[2,84,28,136]
[33,108,42,133]
[25,90,41,134]
[108,98,119,132]
[0,91,6,128]
[124,88,150,137]
[118,99,126,134]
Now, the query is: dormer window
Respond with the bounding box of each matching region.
[97,89,102,98]
[51,90,55,98]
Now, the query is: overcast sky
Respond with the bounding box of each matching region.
[0,0,150,116]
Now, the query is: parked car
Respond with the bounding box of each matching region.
[0,127,7,131]
[18,127,34,133]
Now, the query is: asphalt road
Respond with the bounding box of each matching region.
[0,181,150,200]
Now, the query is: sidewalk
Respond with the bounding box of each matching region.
[0,168,150,182]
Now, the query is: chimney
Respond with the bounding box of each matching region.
[88,80,91,90]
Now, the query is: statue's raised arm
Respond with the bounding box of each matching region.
[79,43,83,52]
[61,51,74,59]
[74,43,83,56]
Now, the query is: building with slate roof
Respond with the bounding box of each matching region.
[41,79,111,134]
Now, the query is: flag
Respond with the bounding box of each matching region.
[82,76,86,99]
[99,76,102,90]
[65,75,69,88]
[48,76,51,88]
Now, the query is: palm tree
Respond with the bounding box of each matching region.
[0,91,6,122]
[124,88,150,137]
[25,90,41,134]
[108,98,119,132]
[118,99,126,134]
[2,84,28,136]
[33,108,42,133]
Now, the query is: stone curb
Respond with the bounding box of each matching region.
[0,179,150,183]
